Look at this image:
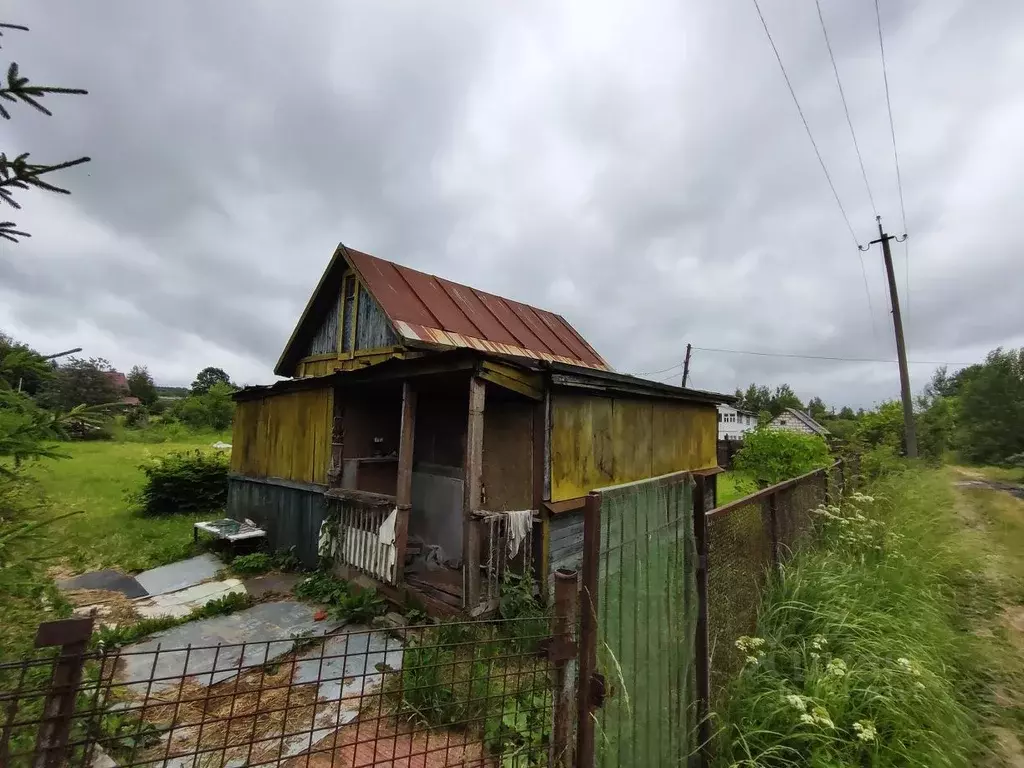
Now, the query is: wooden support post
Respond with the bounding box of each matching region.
[395,381,416,585]
[767,491,780,568]
[327,386,345,489]
[551,568,579,767]
[576,492,601,768]
[32,617,94,768]
[463,375,485,609]
[692,475,711,768]
[532,399,548,597]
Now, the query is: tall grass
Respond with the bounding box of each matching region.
[713,467,984,767]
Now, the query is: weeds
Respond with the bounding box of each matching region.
[229,552,272,575]
[713,468,984,766]
[293,570,386,623]
[93,592,253,647]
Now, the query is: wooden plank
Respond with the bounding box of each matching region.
[481,398,533,511]
[612,398,653,483]
[550,394,612,501]
[479,361,543,400]
[463,376,485,607]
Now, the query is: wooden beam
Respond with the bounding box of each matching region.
[395,381,416,585]
[463,376,485,609]
[479,361,543,400]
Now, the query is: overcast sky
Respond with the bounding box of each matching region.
[1,1,1021,409]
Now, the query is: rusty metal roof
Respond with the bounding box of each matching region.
[344,247,609,370]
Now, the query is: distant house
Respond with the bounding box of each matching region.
[769,407,830,438]
[717,404,758,441]
[105,371,141,406]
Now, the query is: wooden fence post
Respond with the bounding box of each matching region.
[576,492,601,768]
[32,617,94,768]
[551,568,579,767]
[693,475,711,767]
[767,491,780,568]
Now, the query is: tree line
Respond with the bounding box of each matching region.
[1,331,239,457]
[731,346,1024,467]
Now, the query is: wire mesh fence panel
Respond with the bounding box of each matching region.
[705,498,772,701]
[0,617,558,768]
[591,474,698,767]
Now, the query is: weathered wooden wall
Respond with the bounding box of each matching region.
[355,284,399,350]
[305,292,341,357]
[482,396,534,511]
[226,476,328,568]
[231,387,333,485]
[549,393,717,501]
[547,509,584,579]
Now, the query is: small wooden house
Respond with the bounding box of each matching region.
[228,244,728,615]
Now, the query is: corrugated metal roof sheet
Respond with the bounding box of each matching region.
[344,247,609,370]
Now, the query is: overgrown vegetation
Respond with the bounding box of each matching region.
[133,449,229,516]
[230,548,301,576]
[713,467,985,766]
[733,428,832,488]
[294,571,386,623]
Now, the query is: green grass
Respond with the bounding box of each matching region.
[24,430,230,572]
[718,471,758,505]
[0,428,230,654]
[713,467,987,766]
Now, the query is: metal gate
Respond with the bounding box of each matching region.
[577,471,702,767]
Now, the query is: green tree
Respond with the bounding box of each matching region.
[737,384,772,414]
[771,384,803,417]
[956,348,1024,464]
[733,428,831,487]
[0,22,90,242]
[806,396,828,422]
[36,357,119,411]
[191,366,233,396]
[0,332,52,394]
[0,388,61,473]
[172,381,236,431]
[127,365,158,406]
[838,406,856,420]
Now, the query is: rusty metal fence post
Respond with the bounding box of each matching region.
[693,475,711,767]
[31,617,93,768]
[576,492,601,768]
[551,569,580,767]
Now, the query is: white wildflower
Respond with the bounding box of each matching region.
[735,636,766,653]
[810,634,828,651]
[826,658,848,678]
[745,655,760,666]
[800,713,815,725]
[784,694,807,712]
[852,720,877,743]
[896,657,921,676]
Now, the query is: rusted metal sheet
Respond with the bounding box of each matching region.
[345,248,610,370]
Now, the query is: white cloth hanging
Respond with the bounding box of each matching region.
[505,510,533,558]
[378,508,398,546]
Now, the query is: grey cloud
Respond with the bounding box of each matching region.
[1,0,1021,407]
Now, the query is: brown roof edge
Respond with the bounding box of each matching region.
[542,361,733,406]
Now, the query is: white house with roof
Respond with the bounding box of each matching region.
[769,407,831,438]
[717,404,758,441]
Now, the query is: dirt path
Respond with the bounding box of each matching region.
[951,468,1024,766]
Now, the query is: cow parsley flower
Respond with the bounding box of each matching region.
[784,694,808,712]
[853,720,877,743]
[826,658,848,678]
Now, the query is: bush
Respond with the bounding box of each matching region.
[734,428,832,487]
[169,381,236,431]
[230,552,272,576]
[122,406,149,428]
[133,450,228,516]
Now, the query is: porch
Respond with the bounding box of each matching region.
[322,357,543,615]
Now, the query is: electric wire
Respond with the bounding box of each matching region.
[691,345,972,366]
[874,0,910,319]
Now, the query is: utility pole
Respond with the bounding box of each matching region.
[681,343,692,388]
[862,216,917,458]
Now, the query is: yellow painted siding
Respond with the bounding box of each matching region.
[230,387,333,485]
[297,358,340,377]
[550,393,717,501]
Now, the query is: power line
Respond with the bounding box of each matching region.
[751,0,860,249]
[816,0,876,215]
[874,0,910,319]
[754,0,878,349]
[691,345,973,367]
[635,361,683,377]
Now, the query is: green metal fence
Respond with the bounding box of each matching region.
[580,471,699,767]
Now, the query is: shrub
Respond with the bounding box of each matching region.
[231,552,272,576]
[122,406,149,428]
[734,428,832,487]
[133,450,228,516]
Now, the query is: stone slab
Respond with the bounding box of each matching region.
[117,601,344,695]
[135,552,223,597]
[134,578,247,620]
[56,569,147,599]
[243,572,304,600]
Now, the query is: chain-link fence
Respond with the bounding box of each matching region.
[704,462,848,702]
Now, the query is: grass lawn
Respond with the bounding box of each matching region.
[1,429,230,653]
[716,470,757,506]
